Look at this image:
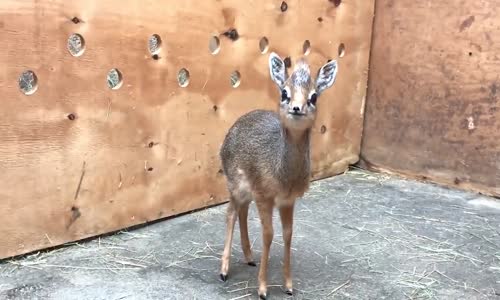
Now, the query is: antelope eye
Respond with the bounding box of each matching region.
[308,92,318,106]
[281,89,290,102]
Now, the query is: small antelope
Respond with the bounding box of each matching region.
[219,52,338,299]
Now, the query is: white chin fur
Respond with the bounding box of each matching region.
[284,115,311,130]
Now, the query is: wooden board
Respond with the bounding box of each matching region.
[361,0,500,197]
[0,0,374,259]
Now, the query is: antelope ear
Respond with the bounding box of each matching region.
[269,52,286,88]
[315,60,338,94]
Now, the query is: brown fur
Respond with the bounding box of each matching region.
[218,53,338,299]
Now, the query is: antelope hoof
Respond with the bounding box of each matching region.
[219,273,228,282]
[285,288,293,295]
[248,261,257,267]
[258,286,267,299]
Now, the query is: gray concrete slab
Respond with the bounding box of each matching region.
[1,170,500,300]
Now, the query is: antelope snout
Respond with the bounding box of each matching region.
[288,102,305,115]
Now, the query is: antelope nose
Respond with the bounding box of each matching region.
[293,106,300,113]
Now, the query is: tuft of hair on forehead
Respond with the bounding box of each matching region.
[290,58,312,88]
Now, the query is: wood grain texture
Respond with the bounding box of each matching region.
[0,0,374,259]
[361,0,500,197]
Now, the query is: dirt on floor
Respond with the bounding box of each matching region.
[1,170,499,300]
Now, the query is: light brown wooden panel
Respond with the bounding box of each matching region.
[0,0,374,259]
[361,0,500,197]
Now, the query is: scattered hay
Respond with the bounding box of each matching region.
[326,279,351,297]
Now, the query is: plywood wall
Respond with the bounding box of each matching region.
[0,0,375,259]
[361,0,500,197]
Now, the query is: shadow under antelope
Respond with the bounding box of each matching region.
[219,52,338,299]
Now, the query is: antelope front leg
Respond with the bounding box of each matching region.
[220,200,238,281]
[279,204,294,295]
[255,199,274,299]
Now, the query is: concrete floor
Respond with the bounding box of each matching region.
[1,170,500,300]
